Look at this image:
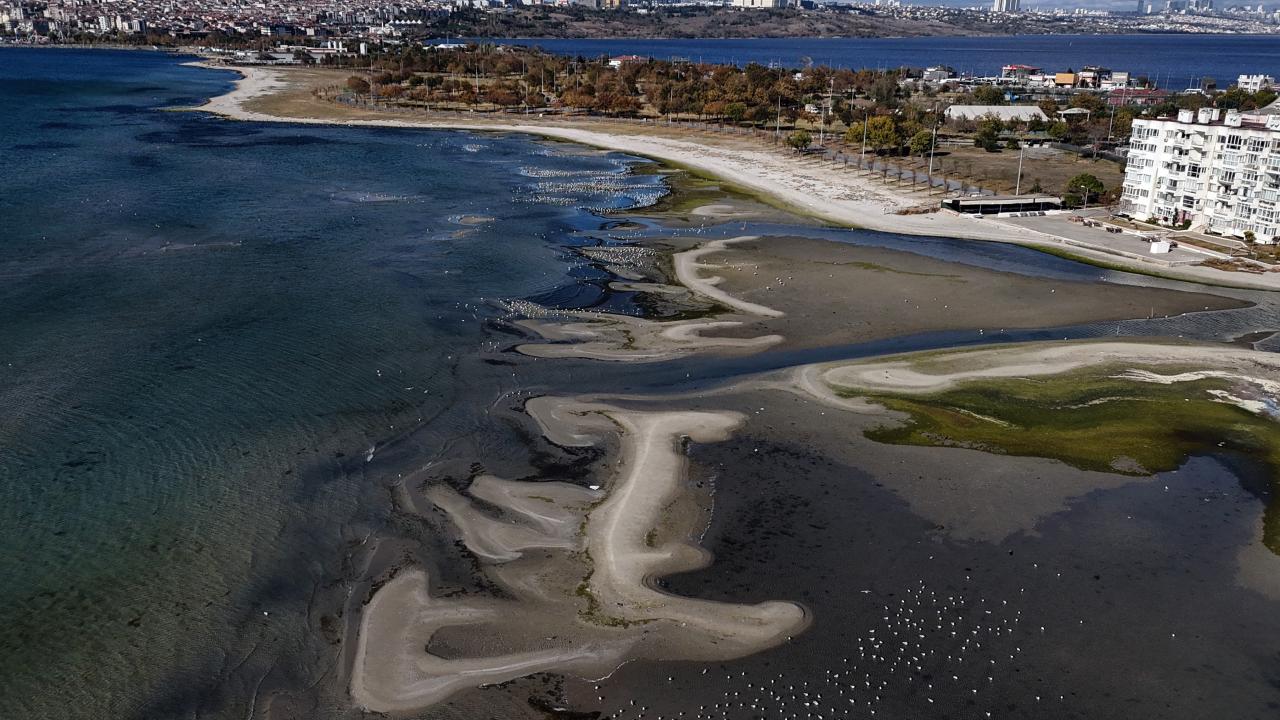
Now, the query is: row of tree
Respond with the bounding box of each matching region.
[341,43,1272,163]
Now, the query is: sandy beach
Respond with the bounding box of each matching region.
[188,62,1280,291]
[814,339,1280,396]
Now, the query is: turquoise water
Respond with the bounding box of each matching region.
[0,48,664,718]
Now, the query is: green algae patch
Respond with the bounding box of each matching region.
[850,369,1280,553]
[642,167,740,215]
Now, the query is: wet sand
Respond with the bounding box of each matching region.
[813,339,1280,396]
[350,400,807,713]
[342,167,1280,717]
[559,387,1280,720]
[512,233,1246,361]
[692,235,1247,351]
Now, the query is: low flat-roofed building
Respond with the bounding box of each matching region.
[1000,64,1041,81]
[944,104,1049,122]
[942,195,1063,215]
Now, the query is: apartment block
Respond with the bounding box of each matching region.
[1119,107,1280,244]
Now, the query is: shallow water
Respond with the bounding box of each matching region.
[0,47,667,718]
[2,48,1278,720]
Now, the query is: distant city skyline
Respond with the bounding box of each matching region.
[872,0,1277,8]
[911,0,1280,7]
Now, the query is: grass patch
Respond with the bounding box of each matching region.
[853,368,1280,553]
[637,165,744,216]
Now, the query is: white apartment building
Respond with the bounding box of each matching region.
[1120,107,1280,244]
[992,0,1020,11]
[1237,74,1275,93]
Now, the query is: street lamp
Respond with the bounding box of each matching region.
[860,108,869,170]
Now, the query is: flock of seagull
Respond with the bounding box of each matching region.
[592,580,1061,720]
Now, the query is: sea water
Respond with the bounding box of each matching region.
[0,47,664,718]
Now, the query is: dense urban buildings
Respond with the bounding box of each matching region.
[4,0,1280,43]
[1120,106,1280,244]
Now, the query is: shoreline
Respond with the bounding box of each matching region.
[9,48,1280,720]
[185,61,1280,292]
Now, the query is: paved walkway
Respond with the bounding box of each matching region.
[999,213,1215,267]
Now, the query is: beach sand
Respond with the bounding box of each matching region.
[814,339,1280,396]
[349,399,807,713]
[510,233,1247,361]
[187,62,1280,291]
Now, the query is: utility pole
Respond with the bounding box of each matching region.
[925,102,940,190]
[1107,86,1126,142]
[927,122,939,188]
[775,94,781,140]
[820,76,834,147]
[860,108,868,170]
[1015,144,1025,195]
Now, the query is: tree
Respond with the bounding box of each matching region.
[1065,173,1105,207]
[725,102,747,125]
[1005,137,1021,150]
[844,120,866,146]
[909,129,934,156]
[865,116,899,153]
[974,123,1000,152]
[786,129,813,153]
[347,76,370,95]
[845,116,897,152]
[972,85,1005,105]
[1069,93,1107,114]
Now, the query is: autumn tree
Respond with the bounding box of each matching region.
[786,129,813,153]
[347,76,370,94]
[909,129,934,156]
[865,116,900,154]
[972,85,1005,105]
